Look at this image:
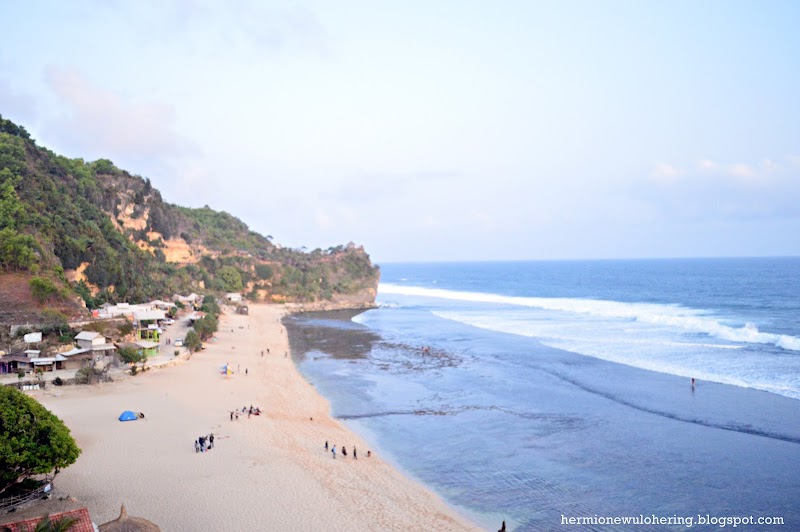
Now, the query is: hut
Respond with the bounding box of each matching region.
[99,504,161,531]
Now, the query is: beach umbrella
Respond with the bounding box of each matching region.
[118,411,138,422]
[99,504,161,531]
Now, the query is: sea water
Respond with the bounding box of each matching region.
[286,258,800,530]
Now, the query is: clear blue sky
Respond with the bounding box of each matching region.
[2,1,799,262]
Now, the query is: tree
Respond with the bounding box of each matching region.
[0,228,38,271]
[0,172,24,229]
[118,345,146,372]
[216,265,243,292]
[184,330,202,352]
[0,386,81,495]
[255,263,273,280]
[193,314,218,341]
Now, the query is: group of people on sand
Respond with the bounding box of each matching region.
[325,440,370,460]
[229,405,262,420]
[195,433,214,453]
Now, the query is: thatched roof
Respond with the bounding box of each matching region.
[99,505,161,532]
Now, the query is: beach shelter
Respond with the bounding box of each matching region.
[119,410,139,422]
[100,504,162,531]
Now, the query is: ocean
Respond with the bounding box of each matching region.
[285,258,800,531]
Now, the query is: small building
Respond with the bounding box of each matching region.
[75,331,106,350]
[24,349,41,358]
[0,354,33,374]
[57,347,94,370]
[173,293,201,305]
[134,310,166,341]
[226,292,242,303]
[73,331,117,363]
[119,340,160,358]
[31,355,67,372]
[149,299,173,311]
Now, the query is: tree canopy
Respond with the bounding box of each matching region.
[0,386,81,495]
[118,345,146,369]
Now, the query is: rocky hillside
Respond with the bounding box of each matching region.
[0,114,379,324]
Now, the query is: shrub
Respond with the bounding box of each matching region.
[30,277,59,303]
[74,367,91,384]
[117,321,133,337]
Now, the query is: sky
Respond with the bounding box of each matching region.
[1,1,799,263]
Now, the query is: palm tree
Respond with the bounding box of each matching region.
[27,514,78,532]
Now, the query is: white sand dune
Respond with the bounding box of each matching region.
[37,305,478,531]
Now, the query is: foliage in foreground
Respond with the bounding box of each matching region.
[0,385,81,495]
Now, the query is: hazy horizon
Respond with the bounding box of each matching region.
[2,1,799,263]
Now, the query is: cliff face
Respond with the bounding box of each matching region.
[0,114,379,324]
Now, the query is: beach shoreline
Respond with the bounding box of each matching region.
[29,304,479,531]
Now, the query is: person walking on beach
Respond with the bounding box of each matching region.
[325,441,329,451]
[195,440,200,453]
[209,433,215,449]
[245,368,248,375]
[342,446,347,457]
[230,411,234,421]
[353,447,357,460]
[332,445,336,459]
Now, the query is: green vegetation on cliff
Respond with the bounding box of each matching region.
[0,113,379,320]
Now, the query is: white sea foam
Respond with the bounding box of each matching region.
[380,283,800,353]
[432,309,800,399]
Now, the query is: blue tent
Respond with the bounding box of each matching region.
[119,410,139,422]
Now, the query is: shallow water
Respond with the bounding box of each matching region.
[287,259,800,530]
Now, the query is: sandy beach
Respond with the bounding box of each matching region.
[33,305,478,531]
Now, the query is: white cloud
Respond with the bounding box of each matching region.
[728,163,756,179]
[42,66,198,165]
[698,159,718,171]
[636,155,800,222]
[650,162,685,183]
